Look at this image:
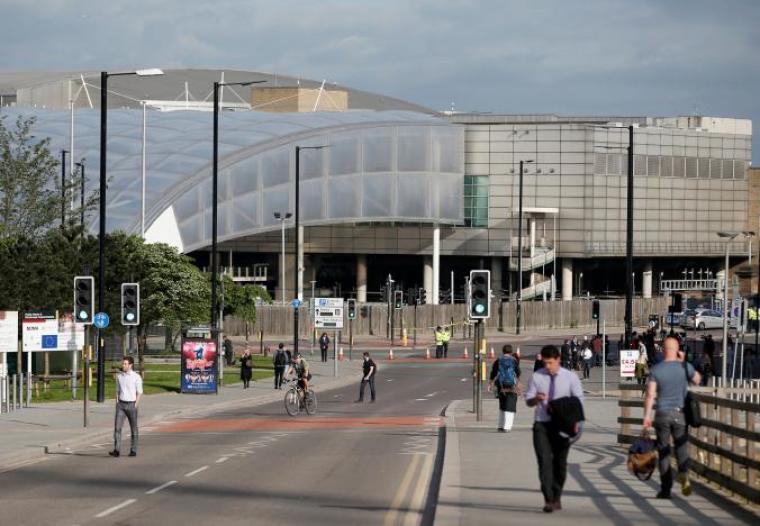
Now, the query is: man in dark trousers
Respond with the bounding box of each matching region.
[319,332,330,363]
[273,343,288,389]
[355,352,377,403]
[525,345,584,513]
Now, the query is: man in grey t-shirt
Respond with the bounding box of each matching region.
[643,337,701,499]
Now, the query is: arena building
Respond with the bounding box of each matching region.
[0,69,753,303]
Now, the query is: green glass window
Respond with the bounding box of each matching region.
[464,175,489,227]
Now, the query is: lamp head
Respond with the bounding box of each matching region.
[135,68,164,77]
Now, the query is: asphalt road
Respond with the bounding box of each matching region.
[0,359,472,526]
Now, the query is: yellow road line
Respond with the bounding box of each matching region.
[404,453,434,526]
[383,454,422,526]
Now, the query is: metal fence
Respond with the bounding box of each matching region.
[222,296,670,337]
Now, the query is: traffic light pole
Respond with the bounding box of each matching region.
[349,318,353,361]
[413,302,418,348]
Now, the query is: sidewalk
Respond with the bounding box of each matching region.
[436,396,757,525]
[0,357,361,471]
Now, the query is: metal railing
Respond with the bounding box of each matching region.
[587,240,747,256]
[661,279,721,292]
[508,248,555,272]
[0,374,29,413]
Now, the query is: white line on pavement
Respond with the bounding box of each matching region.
[460,378,467,382]
[94,499,137,518]
[415,398,428,401]
[424,392,438,398]
[184,466,209,477]
[215,457,229,464]
[145,480,177,495]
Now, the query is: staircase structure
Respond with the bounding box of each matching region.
[509,209,558,301]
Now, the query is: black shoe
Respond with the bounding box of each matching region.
[656,491,671,499]
[542,503,554,513]
[108,450,120,457]
[128,451,137,457]
[497,428,506,433]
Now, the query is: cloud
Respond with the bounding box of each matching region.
[0,0,758,160]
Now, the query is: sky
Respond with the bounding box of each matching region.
[1,0,758,161]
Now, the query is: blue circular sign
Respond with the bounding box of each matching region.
[93,312,110,329]
[291,298,302,309]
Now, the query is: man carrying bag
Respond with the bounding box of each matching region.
[643,336,701,499]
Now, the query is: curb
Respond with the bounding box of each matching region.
[433,399,463,526]
[1,367,360,471]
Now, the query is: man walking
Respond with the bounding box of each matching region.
[109,356,143,458]
[319,332,330,363]
[223,336,234,366]
[643,336,701,499]
[273,343,287,389]
[434,326,445,359]
[442,326,451,358]
[488,345,521,432]
[356,352,377,402]
[525,345,584,513]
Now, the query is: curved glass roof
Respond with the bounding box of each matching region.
[1,107,464,252]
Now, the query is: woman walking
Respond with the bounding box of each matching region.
[240,347,254,389]
[489,345,521,432]
[319,332,330,363]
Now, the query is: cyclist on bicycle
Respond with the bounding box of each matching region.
[289,353,311,394]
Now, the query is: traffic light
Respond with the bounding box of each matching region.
[592,299,600,320]
[121,283,140,326]
[347,299,357,320]
[418,287,427,305]
[671,293,683,313]
[379,287,388,303]
[73,276,94,324]
[394,290,403,310]
[469,270,491,319]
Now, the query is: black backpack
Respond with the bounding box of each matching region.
[275,351,287,366]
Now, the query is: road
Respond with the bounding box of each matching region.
[0,358,472,526]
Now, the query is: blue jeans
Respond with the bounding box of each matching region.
[654,409,689,494]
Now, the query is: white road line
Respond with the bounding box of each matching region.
[94,499,137,518]
[215,457,229,464]
[460,378,468,382]
[145,480,177,495]
[415,398,428,401]
[184,466,209,477]
[386,378,394,382]
[424,392,438,398]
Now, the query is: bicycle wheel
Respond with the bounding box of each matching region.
[304,390,318,415]
[284,387,300,416]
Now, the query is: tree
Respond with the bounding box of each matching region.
[224,277,271,341]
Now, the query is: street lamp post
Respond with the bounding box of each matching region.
[516,159,534,335]
[97,68,163,403]
[717,231,754,386]
[274,212,292,303]
[61,149,68,229]
[293,145,328,354]
[75,160,85,234]
[211,79,266,357]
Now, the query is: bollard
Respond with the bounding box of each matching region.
[388,349,394,360]
[463,347,469,359]
[425,348,431,360]
[489,347,495,359]
[402,328,408,347]
[338,348,344,361]
[12,374,17,410]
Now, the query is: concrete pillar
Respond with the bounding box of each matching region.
[424,257,433,302]
[529,218,536,257]
[432,226,440,305]
[642,260,653,299]
[356,255,367,303]
[297,225,304,301]
[561,258,573,301]
[491,257,504,298]
[716,270,726,300]
[277,253,296,302]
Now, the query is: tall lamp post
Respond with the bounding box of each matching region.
[717,230,754,386]
[61,149,68,229]
[75,160,86,234]
[516,159,534,335]
[211,79,266,353]
[274,212,293,303]
[293,145,328,354]
[97,68,163,403]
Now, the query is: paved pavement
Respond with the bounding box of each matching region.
[436,374,757,525]
[0,357,362,471]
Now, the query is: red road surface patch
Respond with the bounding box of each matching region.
[154,416,443,433]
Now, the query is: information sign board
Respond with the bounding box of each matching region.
[314,298,344,329]
[22,312,85,352]
[180,338,218,394]
[620,349,640,378]
[0,311,18,355]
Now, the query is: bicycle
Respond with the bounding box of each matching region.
[283,379,318,416]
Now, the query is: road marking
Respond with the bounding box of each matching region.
[386,378,394,382]
[383,454,422,526]
[184,466,208,477]
[215,457,229,464]
[145,480,177,495]
[415,398,428,401]
[94,499,137,518]
[404,453,434,526]
[424,392,438,398]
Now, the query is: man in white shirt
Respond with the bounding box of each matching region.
[109,356,143,458]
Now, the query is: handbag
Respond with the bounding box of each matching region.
[627,433,657,481]
[683,365,702,428]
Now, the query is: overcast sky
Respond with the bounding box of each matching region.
[1,0,758,161]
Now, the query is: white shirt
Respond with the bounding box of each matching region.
[583,348,593,360]
[116,370,143,402]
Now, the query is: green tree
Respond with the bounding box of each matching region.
[224,277,271,341]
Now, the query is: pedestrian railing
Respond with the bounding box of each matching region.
[618,383,760,504]
[0,374,30,413]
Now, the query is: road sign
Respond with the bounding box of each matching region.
[93,312,110,330]
[0,311,18,355]
[620,349,639,378]
[314,298,344,329]
[291,298,302,309]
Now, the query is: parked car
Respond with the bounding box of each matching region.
[682,308,724,330]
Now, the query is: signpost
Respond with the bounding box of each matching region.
[0,311,18,377]
[93,312,110,330]
[619,349,639,378]
[314,298,342,377]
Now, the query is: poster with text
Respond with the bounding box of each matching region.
[180,338,218,394]
[620,350,640,378]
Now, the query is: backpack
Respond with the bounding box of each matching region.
[275,351,287,366]
[497,356,516,387]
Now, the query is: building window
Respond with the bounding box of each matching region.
[464,175,489,227]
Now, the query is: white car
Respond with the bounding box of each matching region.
[682,308,724,330]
